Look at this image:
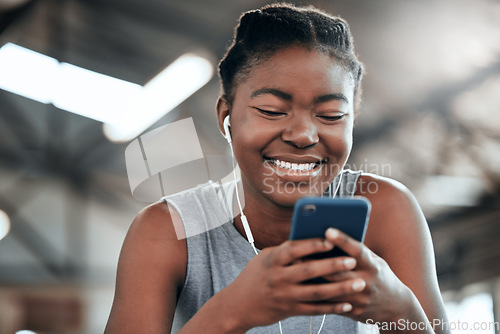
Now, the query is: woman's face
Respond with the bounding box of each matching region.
[219,46,355,208]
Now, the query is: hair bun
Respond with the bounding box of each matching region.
[218,3,364,108]
[236,9,263,43]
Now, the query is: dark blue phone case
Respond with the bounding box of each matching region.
[289,196,371,261]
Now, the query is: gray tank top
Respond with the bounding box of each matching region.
[165,170,363,333]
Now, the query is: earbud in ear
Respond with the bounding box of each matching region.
[223,116,232,144]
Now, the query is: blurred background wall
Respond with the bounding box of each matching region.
[0,0,499,333]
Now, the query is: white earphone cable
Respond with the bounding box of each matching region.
[228,140,258,255]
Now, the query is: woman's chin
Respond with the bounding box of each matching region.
[261,184,324,208]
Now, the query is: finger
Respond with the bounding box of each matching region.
[273,239,334,266]
[321,269,358,283]
[284,257,357,283]
[325,228,366,259]
[294,301,353,316]
[291,278,366,302]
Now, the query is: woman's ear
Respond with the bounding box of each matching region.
[216,96,230,136]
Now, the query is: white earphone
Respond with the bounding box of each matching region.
[222,115,232,144]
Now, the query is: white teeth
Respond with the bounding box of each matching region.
[271,159,318,172]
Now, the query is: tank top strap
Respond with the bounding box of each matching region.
[324,169,363,198]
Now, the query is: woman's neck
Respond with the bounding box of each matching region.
[233,188,294,250]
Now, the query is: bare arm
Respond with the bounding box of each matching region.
[104,201,186,333]
[356,174,451,333]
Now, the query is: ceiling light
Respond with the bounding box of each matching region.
[0,43,142,122]
[103,53,214,142]
[0,42,58,103]
[52,62,142,124]
[0,43,214,142]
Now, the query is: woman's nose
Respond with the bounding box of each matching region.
[281,115,319,148]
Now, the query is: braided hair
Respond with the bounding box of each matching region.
[219,3,364,110]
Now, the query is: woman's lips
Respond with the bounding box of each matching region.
[263,157,325,178]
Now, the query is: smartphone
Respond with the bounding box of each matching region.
[289,196,371,259]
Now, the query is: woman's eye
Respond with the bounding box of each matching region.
[318,114,344,121]
[255,108,287,117]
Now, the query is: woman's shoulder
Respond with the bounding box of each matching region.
[355,172,429,256]
[355,172,419,209]
[119,201,187,280]
[356,172,408,194]
[128,200,186,244]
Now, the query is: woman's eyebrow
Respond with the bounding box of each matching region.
[250,88,349,105]
[314,93,349,104]
[250,88,292,101]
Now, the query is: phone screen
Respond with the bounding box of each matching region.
[289,196,371,259]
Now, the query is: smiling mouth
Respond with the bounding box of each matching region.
[263,157,326,175]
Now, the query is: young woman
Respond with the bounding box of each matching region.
[105,4,450,333]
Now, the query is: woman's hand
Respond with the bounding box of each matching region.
[322,228,422,326]
[210,237,367,332]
